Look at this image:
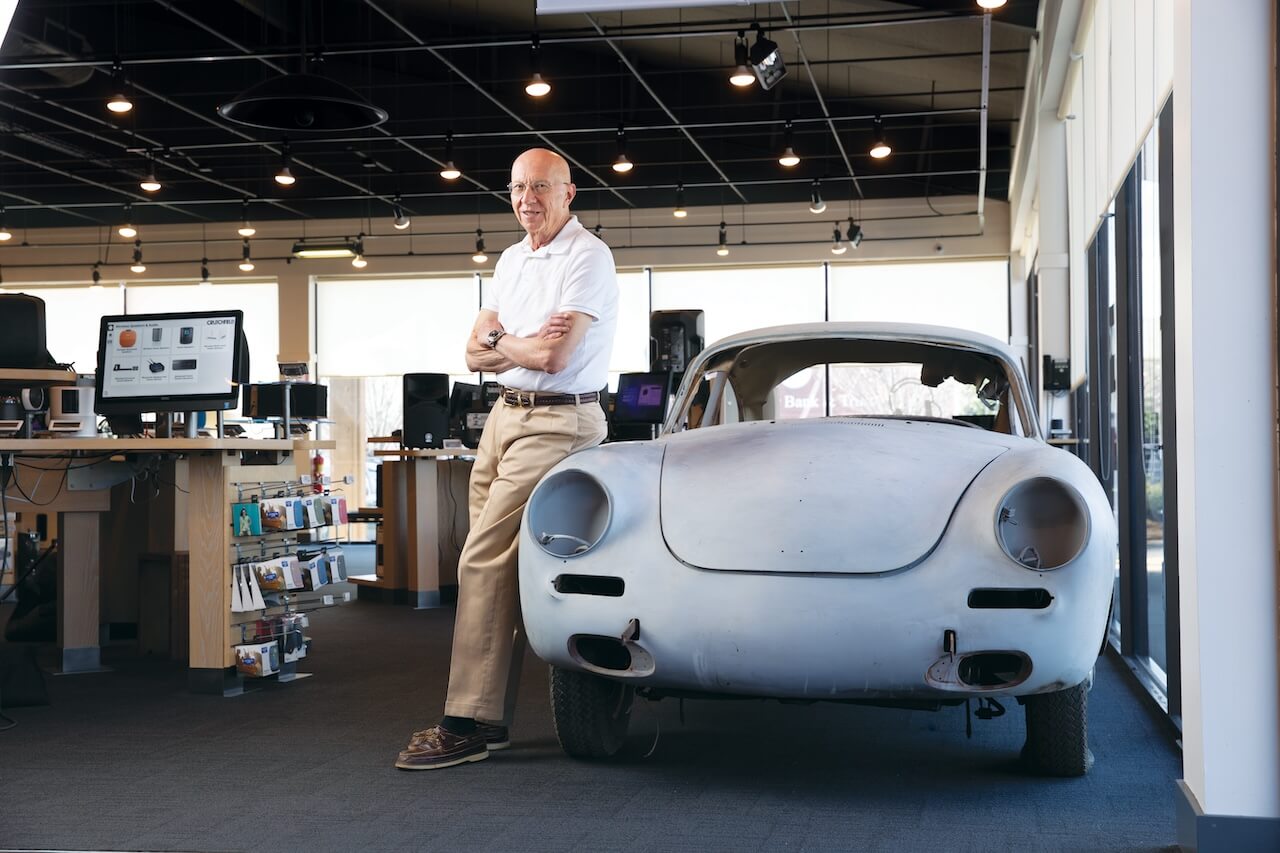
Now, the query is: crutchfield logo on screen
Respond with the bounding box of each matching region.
[206,318,235,325]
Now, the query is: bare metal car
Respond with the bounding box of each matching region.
[519,322,1115,776]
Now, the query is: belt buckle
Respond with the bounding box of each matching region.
[519,392,533,408]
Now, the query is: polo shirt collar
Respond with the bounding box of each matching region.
[520,215,582,257]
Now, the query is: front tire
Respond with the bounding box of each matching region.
[1022,680,1093,777]
[549,666,634,758]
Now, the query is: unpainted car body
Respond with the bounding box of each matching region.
[519,322,1116,775]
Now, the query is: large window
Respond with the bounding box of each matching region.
[828,260,1009,341]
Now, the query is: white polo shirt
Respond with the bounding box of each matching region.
[482,215,618,394]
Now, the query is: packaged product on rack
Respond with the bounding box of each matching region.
[244,564,267,610]
[235,640,280,676]
[253,559,288,593]
[327,495,349,525]
[260,499,289,531]
[283,497,306,530]
[231,564,249,613]
[281,614,307,663]
[231,501,263,537]
[302,496,326,527]
[326,547,348,582]
[278,556,304,590]
[299,552,329,590]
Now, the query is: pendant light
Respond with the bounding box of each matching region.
[107,61,132,114]
[139,154,162,193]
[117,203,137,239]
[778,120,799,167]
[130,240,146,274]
[672,184,688,218]
[729,31,754,87]
[869,117,892,160]
[237,199,256,237]
[716,221,729,256]
[525,33,551,97]
[612,126,633,174]
[0,208,11,242]
[440,132,461,180]
[275,140,296,186]
[809,179,826,214]
[472,229,488,264]
[238,239,255,272]
[830,224,847,255]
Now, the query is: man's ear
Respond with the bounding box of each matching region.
[564,182,577,205]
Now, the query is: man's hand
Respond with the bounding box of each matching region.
[537,312,574,340]
[475,317,505,347]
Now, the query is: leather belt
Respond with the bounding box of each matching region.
[502,387,599,407]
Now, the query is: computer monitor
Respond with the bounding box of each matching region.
[94,310,249,416]
[447,381,480,441]
[612,372,672,425]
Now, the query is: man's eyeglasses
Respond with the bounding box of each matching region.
[507,181,568,197]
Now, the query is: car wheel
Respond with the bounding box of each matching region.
[549,665,634,759]
[1022,680,1093,777]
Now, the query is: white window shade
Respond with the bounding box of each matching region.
[651,265,825,347]
[828,260,1009,341]
[610,269,650,374]
[19,285,125,374]
[317,276,476,377]
[124,282,280,383]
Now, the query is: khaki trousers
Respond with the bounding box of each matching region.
[443,398,607,724]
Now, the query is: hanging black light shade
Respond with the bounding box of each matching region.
[217,73,388,132]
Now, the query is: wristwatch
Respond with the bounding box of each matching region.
[485,329,506,349]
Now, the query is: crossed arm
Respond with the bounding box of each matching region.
[464,308,592,375]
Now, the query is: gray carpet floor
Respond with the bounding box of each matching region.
[0,596,1181,853]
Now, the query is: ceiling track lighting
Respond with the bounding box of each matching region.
[846,219,864,249]
[237,199,256,237]
[748,22,787,90]
[440,131,461,181]
[139,154,162,193]
[525,33,551,98]
[472,229,488,264]
[0,207,11,242]
[830,224,847,255]
[716,220,729,257]
[239,239,255,272]
[612,126,633,174]
[130,239,146,274]
[275,140,296,186]
[672,184,688,218]
[351,235,368,268]
[729,31,754,87]
[392,195,411,230]
[809,179,826,215]
[778,120,799,168]
[91,263,102,288]
[869,117,892,160]
[292,240,357,259]
[200,257,211,284]
[107,60,132,114]
[117,203,137,239]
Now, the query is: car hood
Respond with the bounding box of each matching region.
[659,418,1013,574]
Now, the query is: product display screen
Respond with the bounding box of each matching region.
[95,310,247,414]
[613,372,671,425]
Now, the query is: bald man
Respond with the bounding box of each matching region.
[397,148,618,770]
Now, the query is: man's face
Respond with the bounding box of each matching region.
[509,151,574,242]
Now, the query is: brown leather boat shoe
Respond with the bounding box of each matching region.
[407,722,510,752]
[395,725,488,770]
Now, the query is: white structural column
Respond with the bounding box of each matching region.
[1173,0,1280,848]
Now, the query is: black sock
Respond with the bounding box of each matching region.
[440,715,476,735]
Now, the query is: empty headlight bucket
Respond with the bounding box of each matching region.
[527,469,611,558]
[995,477,1090,570]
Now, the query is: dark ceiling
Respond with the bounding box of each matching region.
[0,0,1037,232]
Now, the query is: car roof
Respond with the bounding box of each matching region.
[702,322,1018,364]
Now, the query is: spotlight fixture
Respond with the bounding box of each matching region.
[0,207,10,242]
[392,196,411,230]
[107,61,132,114]
[729,31,755,87]
[91,263,102,288]
[869,117,892,160]
[809,179,826,214]
[977,0,1008,9]
[200,257,211,284]
[351,235,368,268]
[612,126,633,174]
[275,140,296,186]
[291,240,357,259]
[439,132,461,181]
[237,199,256,237]
[778,120,800,168]
[716,221,729,257]
[472,229,488,264]
[748,23,787,90]
[846,219,864,249]
[525,33,551,97]
[139,155,162,193]
[830,224,847,255]
[130,240,146,274]
[117,204,137,239]
[672,184,688,218]
[238,239,255,272]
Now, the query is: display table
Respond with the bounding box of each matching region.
[358,447,473,608]
[0,437,332,691]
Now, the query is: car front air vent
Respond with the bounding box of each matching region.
[967,588,1054,609]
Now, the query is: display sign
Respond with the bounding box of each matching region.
[100,315,238,399]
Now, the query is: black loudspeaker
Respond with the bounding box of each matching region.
[242,382,328,419]
[650,310,705,388]
[403,373,449,449]
[0,294,54,369]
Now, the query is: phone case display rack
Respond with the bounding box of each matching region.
[225,472,352,689]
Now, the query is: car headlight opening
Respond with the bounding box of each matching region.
[995,477,1089,570]
[528,470,612,558]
